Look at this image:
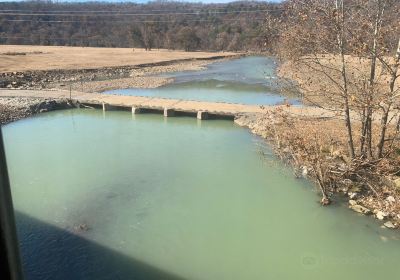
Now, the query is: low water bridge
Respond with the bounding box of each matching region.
[0,89,332,120]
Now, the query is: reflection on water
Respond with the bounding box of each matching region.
[104,56,299,105]
[4,109,400,280]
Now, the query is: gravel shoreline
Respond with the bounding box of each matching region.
[0,97,74,125]
[0,57,233,93]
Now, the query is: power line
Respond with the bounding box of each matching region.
[0,34,267,40]
[0,8,284,17]
[0,7,282,14]
[0,17,266,23]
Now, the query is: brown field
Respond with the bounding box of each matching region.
[278,54,400,106]
[0,45,238,72]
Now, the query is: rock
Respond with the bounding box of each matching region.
[386,196,396,203]
[301,166,308,178]
[349,200,357,206]
[375,211,388,220]
[338,186,349,193]
[73,223,90,232]
[384,221,396,229]
[320,197,331,206]
[349,204,371,215]
[348,192,358,199]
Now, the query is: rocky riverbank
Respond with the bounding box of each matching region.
[0,97,75,125]
[0,57,228,93]
[235,110,400,230]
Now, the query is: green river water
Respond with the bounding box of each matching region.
[104,56,300,105]
[3,109,400,280]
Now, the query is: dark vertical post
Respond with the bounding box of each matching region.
[69,84,72,101]
[0,127,23,280]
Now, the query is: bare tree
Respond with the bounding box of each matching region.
[140,24,154,51]
[274,0,400,202]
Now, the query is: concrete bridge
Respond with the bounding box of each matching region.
[0,89,333,120]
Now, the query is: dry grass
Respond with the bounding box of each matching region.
[0,45,238,72]
[278,54,400,106]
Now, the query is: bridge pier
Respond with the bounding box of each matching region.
[102,103,114,111]
[164,108,175,117]
[197,111,209,120]
[132,107,142,114]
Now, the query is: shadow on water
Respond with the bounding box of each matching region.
[15,212,185,280]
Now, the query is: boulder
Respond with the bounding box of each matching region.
[349,200,357,206]
[383,221,396,229]
[349,204,371,215]
[348,192,358,199]
[375,211,388,221]
[301,166,308,178]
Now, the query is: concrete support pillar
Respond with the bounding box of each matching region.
[132,107,142,114]
[164,108,175,117]
[102,103,109,111]
[197,111,209,120]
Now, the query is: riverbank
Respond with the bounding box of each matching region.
[0,97,74,125]
[270,54,400,229]
[0,45,240,92]
[235,110,400,229]
[0,57,234,92]
[48,59,222,93]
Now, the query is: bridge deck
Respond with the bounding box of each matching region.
[0,89,333,119]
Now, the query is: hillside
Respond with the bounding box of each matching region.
[0,1,282,51]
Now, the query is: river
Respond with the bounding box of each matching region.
[3,56,400,279]
[103,56,300,105]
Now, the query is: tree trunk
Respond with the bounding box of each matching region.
[336,0,355,158]
[376,38,400,157]
[364,0,385,158]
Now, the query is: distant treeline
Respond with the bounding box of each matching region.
[0,1,283,51]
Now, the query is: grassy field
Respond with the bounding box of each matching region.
[0,45,237,72]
